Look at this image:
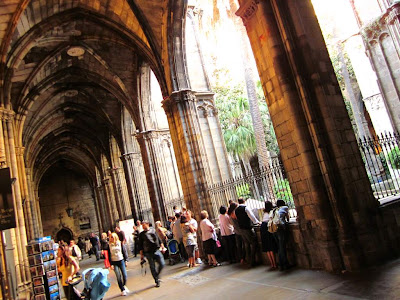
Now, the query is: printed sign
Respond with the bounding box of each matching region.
[0,168,16,230]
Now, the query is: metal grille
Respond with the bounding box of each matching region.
[208,158,295,219]
[358,132,400,199]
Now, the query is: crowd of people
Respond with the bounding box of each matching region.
[55,198,292,299]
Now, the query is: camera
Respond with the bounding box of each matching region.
[140,258,147,266]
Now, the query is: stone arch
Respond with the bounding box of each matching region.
[56,227,73,244]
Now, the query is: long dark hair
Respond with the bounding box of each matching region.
[58,244,72,267]
[227,202,238,216]
[264,201,273,213]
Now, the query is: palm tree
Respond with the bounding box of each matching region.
[214,85,256,171]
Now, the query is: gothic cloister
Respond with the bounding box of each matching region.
[0,0,400,299]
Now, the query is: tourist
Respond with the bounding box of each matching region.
[186,210,202,264]
[260,201,278,270]
[115,226,129,263]
[139,220,166,288]
[108,233,130,296]
[181,214,197,267]
[273,199,290,271]
[200,210,220,267]
[219,205,236,264]
[171,213,186,260]
[69,240,82,262]
[77,237,85,258]
[84,237,92,258]
[227,202,244,263]
[235,198,261,266]
[155,221,168,247]
[57,244,80,300]
[100,232,111,269]
[89,233,101,261]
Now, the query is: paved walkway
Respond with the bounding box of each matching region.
[69,255,400,300]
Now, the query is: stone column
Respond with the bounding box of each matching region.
[121,153,141,220]
[15,146,34,241]
[162,90,213,218]
[25,168,41,238]
[122,152,153,222]
[0,109,29,284]
[95,185,110,231]
[236,0,385,271]
[108,168,124,220]
[109,167,131,220]
[136,131,167,223]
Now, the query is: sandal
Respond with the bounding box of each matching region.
[213,263,221,267]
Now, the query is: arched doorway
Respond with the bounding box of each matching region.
[56,228,73,244]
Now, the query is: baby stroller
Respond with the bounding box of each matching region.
[79,268,110,299]
[167,239,182,265]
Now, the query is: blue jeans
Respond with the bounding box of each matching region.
[112,260,127,291]
[145,250,165,283]
[274,228,289,269]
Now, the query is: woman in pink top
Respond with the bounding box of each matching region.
[219,205,237,263]
[200,210,220,267]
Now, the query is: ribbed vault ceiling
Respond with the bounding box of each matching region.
[0,0,173,185]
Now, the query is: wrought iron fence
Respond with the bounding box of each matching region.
[208,158,295,220]
[164,196,185,217]
[358,132,400,199]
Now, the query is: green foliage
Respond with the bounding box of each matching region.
[236,184,251,198]
[273,179,294,207]
[214,81,279,160]
[387,146,400,169]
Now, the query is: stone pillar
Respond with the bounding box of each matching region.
[122,152,153,222]
[25,168,41,238]
[95,186,109,231]
[0,109,29,284]
[136,131,167,223]
[15,146,34,241]
[102,178,118,227]
[109,167,131,220]
[162,90,213,218]
[236,0,385,271]
[361,2,400,133]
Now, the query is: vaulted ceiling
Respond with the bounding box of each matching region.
[0,0,178,184]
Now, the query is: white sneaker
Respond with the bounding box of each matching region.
[121,290,127,296]
[124,286,130,293]
[196,258,203,264]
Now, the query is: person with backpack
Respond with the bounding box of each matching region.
[139,220,166,288]
[271,199,290,271]
[69,240,82,262]
[261,201,278,270]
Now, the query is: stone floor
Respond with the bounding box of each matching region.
[66,255,400,300]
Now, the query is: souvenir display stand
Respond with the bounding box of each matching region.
[27,237,60,300]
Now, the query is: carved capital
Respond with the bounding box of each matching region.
[363,93,384,111]
[361,17,387,44]
[387,2,400,25]
[0,107,15,120]
[15,146,25,156]
[236,0,260,25]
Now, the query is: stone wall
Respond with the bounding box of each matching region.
[38,168,99,241]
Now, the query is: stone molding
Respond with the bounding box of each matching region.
[361,2,400,44]
[162,89,197,109]
[363,93,384,111]
[236,0,260,25]
[0,107,15,120]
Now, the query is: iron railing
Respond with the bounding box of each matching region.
[208,158,295,220]
[358,132,400,199]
